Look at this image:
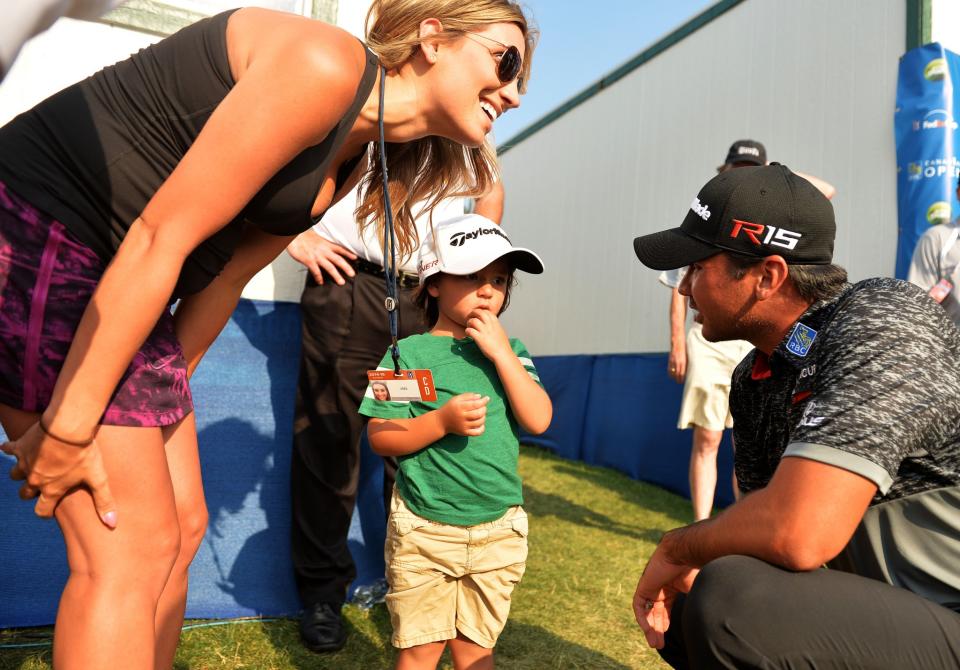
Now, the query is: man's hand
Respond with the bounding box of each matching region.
[438,393,490,436]
[286,229,357,285]
[667,345,686,383]
[632,546,698,649]
[465,310,513,364]
[2,421,117,528]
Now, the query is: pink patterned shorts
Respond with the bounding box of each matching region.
[0,181,192,427]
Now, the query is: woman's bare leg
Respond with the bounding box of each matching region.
[688,426,722,521]
[154,412,208,669]
[1,403,182,670]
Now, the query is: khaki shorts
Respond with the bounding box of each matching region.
[384,489,528,649]
[678,323,753,431]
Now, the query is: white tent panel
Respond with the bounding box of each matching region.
[932,0,960,54]
[0,19,157,122]
[499,0,905,356]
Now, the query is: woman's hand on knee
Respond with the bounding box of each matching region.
[2,422,117,528]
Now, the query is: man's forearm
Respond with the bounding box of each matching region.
[658,457,873,573]
[793,170,836,200]
[659,487,804,571]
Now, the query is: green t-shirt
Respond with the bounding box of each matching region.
[359,332,543,526]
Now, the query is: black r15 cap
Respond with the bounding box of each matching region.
[633,164,836,271]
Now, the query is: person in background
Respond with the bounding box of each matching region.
[663,139,835,521]
[907,177,960,328]
[287,176,504,653]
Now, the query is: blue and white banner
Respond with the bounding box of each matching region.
[894,43,960,278]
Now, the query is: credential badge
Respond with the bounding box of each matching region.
[786,322,817,357]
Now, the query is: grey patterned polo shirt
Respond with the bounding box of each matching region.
[731,277,960,611]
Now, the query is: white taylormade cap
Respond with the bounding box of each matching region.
[417,214,544,283]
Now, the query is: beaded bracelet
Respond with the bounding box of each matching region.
[39,417,94,447]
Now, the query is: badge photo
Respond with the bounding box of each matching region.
[367,369,438,402]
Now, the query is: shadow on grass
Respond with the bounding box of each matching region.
[520,447,691,531]
[523,484,666,544]
[497,620,633,669]
[254,607,632,670]
[258,606,394,670]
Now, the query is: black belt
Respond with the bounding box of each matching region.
[355,258,420,289]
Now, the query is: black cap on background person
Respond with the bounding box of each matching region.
[719,139,767,172]
[634,164,836,271]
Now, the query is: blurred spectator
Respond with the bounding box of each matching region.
[907,178,960,328]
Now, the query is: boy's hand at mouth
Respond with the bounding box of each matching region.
[466,309,512,363]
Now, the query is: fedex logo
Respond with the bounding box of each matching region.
[730,219,802,250]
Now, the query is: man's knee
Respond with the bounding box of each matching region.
[675,556,779,668]
[685,555,763,626]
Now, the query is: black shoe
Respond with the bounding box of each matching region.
[299,602,348,653]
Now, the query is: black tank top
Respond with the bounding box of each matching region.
[0,9,377,296]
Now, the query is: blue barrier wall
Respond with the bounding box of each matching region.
[529,354,736,504]
[0,300,734,627]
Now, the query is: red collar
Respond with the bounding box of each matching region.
[751,352,773,380]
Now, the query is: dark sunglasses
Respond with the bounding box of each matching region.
[463,32,523,87]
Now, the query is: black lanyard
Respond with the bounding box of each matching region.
[378,65,401,375]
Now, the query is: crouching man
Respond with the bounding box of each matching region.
[632,164,960,668]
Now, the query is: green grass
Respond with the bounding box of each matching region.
[0,446,691,669]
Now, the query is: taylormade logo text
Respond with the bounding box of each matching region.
[690,197,711,221]
[449,227,510,247]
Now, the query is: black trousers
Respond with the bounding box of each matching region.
[290,270,425,608]
[660,555,960,669]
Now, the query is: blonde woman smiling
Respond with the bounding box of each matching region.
[0,1,536,666]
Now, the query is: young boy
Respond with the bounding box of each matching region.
[359,214,552,670]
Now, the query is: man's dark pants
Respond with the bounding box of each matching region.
[290,270,424,608]
[661,555,960,669]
